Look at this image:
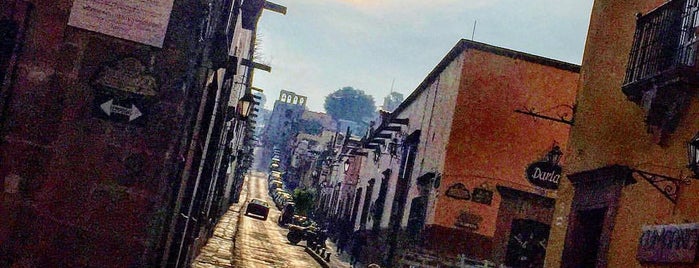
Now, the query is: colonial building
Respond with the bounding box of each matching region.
[259,90,307,169]
[547,0,699,267]
[344,39,579,267]
[0,0,283,267]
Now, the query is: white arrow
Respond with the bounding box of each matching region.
[100,99,113,116]
[99,99,143,122]
[129,104,142,121]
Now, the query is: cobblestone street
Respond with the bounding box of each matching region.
[192,171,352,268]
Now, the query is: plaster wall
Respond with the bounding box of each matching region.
[546,0,699,267]
[436,47,578,239]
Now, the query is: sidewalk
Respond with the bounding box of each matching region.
[191,178,248,268]
[323,239,354,268]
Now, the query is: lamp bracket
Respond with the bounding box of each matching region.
[514,104,575,126]
[630,169,691,204]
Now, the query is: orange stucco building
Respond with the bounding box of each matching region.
[430,41,579,266]
[546,0,699,267]
[352,39,580,267]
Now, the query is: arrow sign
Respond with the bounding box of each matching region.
[100,99,143,122]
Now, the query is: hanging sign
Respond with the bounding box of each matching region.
[525,161,562,190]
[637,223,699,263]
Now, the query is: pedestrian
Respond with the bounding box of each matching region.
[350,231,365,266]
[336,221,348,254]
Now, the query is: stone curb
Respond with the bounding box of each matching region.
[304,244,331,268]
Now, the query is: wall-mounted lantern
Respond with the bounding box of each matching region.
[687,132,699,178]
[237,92,255,119]
[374,147,381,163]
[546,145,563,165]
[344,159,351,172]
[388,138,400,156]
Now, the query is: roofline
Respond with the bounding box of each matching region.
[394,39,579,117]
[371,39,580,141]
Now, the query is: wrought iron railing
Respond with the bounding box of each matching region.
[623,0,699,86]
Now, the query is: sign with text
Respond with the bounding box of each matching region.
[91,58,157,126]
[471,188,493,205]
[446,183,470,200]
[68,0,174,47]
[525,161,562,190]
[455,211,482,230]
[637,223,699,263]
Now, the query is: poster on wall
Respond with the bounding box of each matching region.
[636,223,699,263]
[68,0,175,47]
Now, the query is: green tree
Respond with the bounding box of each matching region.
[382,91,404,112]
[324,86,376,124]
[293,188,316,216]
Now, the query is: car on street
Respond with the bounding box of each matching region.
[278,203,295,225]
[244,198,270,220]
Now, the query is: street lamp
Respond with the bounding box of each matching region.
[237,92,255,119]
[687,132,699,177]
[374,147,381,163]
[545,145,563,165]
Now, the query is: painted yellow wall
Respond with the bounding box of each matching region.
[546,0,699,267]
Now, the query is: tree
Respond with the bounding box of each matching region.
[293,188,316,216]
[324,86,376,124]
[382,91,404,112]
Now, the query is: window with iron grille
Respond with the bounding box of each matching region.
[624,0,699,89]
[622,0,699,142]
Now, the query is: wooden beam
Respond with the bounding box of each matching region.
[350,151,368,156]
[390,118,409,125]
[241,58,272,72]
[251,87,264,92]
[380,126,402,132]
[264,1,287,15]
[375,133,391,139]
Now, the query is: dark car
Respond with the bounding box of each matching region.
[278,203,295,225]
[245,198,270,220]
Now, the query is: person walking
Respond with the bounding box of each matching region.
[350,231,366,266]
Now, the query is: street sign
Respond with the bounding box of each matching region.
[91,58,157,126]
[99,99,143,122]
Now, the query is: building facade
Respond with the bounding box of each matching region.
[337,40,580,267]
[546,0,699,267]
[0,0,282,267]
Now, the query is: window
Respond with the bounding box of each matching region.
[360,178,375,229]
[622,0,699,141]
[0,19,18,86]
[623,0,698,87]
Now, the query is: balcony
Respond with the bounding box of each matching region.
[622,0,699,141]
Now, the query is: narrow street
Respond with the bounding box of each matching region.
[230,171,321,268]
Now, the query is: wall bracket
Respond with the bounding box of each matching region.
[630,169,691,204]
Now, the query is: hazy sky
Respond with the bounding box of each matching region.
[253,0,594,112]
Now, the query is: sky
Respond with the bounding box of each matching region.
[253,0,595,113]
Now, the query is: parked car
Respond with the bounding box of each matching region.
[286,224,327,247]
[269,180,283,192]
[292,215,316,228]
[278,203,295,225]
[245,198,270,220]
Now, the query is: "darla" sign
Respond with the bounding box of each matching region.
[525,162,562,190]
